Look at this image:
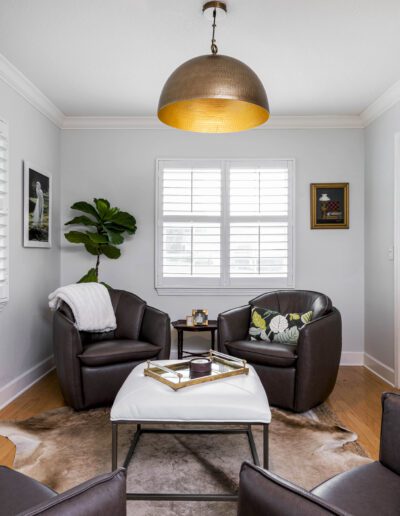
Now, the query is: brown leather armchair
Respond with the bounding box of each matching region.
[237,392,400,516]
[0,466,126,516]
[218,290,341,412]
[53,289,171,410]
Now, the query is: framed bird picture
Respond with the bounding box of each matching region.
[23,161,52,247]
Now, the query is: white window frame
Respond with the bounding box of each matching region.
[155,158,295,295]
[0,118,9,310]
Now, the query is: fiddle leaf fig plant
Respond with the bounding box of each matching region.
[65,198,137,283]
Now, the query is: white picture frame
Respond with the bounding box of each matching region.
[23,161,52,248]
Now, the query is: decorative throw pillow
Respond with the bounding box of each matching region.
[249,307,313,344]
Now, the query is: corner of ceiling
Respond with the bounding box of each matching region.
[0,52,64,128]
[360,78,400,128]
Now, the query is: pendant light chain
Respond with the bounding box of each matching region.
[211,8,218,54]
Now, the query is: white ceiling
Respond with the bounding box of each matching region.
[0,0,399,117]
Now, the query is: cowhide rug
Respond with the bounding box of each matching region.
[0,406,371,516]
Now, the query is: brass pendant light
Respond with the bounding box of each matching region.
[157,1,270,133]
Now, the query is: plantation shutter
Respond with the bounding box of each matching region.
[228,162,292,283]
[156,159,294,293]
[157,161,222,289]
[0,119,9,308]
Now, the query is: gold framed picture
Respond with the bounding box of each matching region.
[310,183,349,229]
[192,309,208,326]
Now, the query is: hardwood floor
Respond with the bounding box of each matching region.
[0,366,397,467]
[326,366,398,460]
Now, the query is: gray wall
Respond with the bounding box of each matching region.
[365,104,400,369]
[0,80,60,399]
[61,127,365,355]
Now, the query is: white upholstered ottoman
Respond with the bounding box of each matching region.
[111,360,271,502]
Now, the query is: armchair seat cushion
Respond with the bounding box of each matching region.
[312,462,400,516]
[0,465,56,515]
[79,339,162,366]
[225,340,297,367]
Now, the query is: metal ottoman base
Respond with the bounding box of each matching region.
[111,421,269,502]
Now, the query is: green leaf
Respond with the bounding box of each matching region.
[104,223,126,233]
[86,231,109,244]
[65,231,90,244]
[101,244,121,259]
[70,201,100,220]
[77,268,98,283]
[94,198,110,219]
[65,215,98,227]
[111,223,137,236]
[123,227,136,236]
[110,211,137,232]
[101,281,112,289]
[107,207,119,218]
[106,229,124,245]
[301,311,313,324]
[273,326,299,343]
[252,310,267,330]
[85,242,100,255]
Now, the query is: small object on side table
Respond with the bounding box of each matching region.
[172,319,218,359]
[192,309,208,326]
[190,357,212,378]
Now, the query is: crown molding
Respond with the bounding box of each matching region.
[260,115,363,129]
[361,78,400,127]
[0,53,64,128]
[62,116,163,130]
[62,114,363,130]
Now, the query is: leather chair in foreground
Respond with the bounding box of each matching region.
[218,290,341,412]
[237,392,400,516]
[0,466,126,516]
[53,289,170,410]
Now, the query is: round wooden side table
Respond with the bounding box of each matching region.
[172,319,218,359]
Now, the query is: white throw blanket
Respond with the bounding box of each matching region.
[48,283,117,332]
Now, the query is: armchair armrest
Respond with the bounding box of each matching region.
[23,468,126,516]
[294,308,342,412]
[53,311,85,410]
[139,305,171,359]
[217,305,251,354]
[379,392,400,475]
[238,462,347,516]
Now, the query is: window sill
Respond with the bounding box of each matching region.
[156,286,294,296]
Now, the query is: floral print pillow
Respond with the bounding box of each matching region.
[249,307,313,344]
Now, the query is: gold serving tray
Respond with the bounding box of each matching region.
[144,350,249,391]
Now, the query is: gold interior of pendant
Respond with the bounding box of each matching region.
[158,98,270,133]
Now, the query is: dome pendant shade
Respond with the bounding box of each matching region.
[157,54,270,133]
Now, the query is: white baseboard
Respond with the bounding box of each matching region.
[340,351,364,366]
[0,355,55,410]
[339,352,395,386]
[364,353,395,386]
